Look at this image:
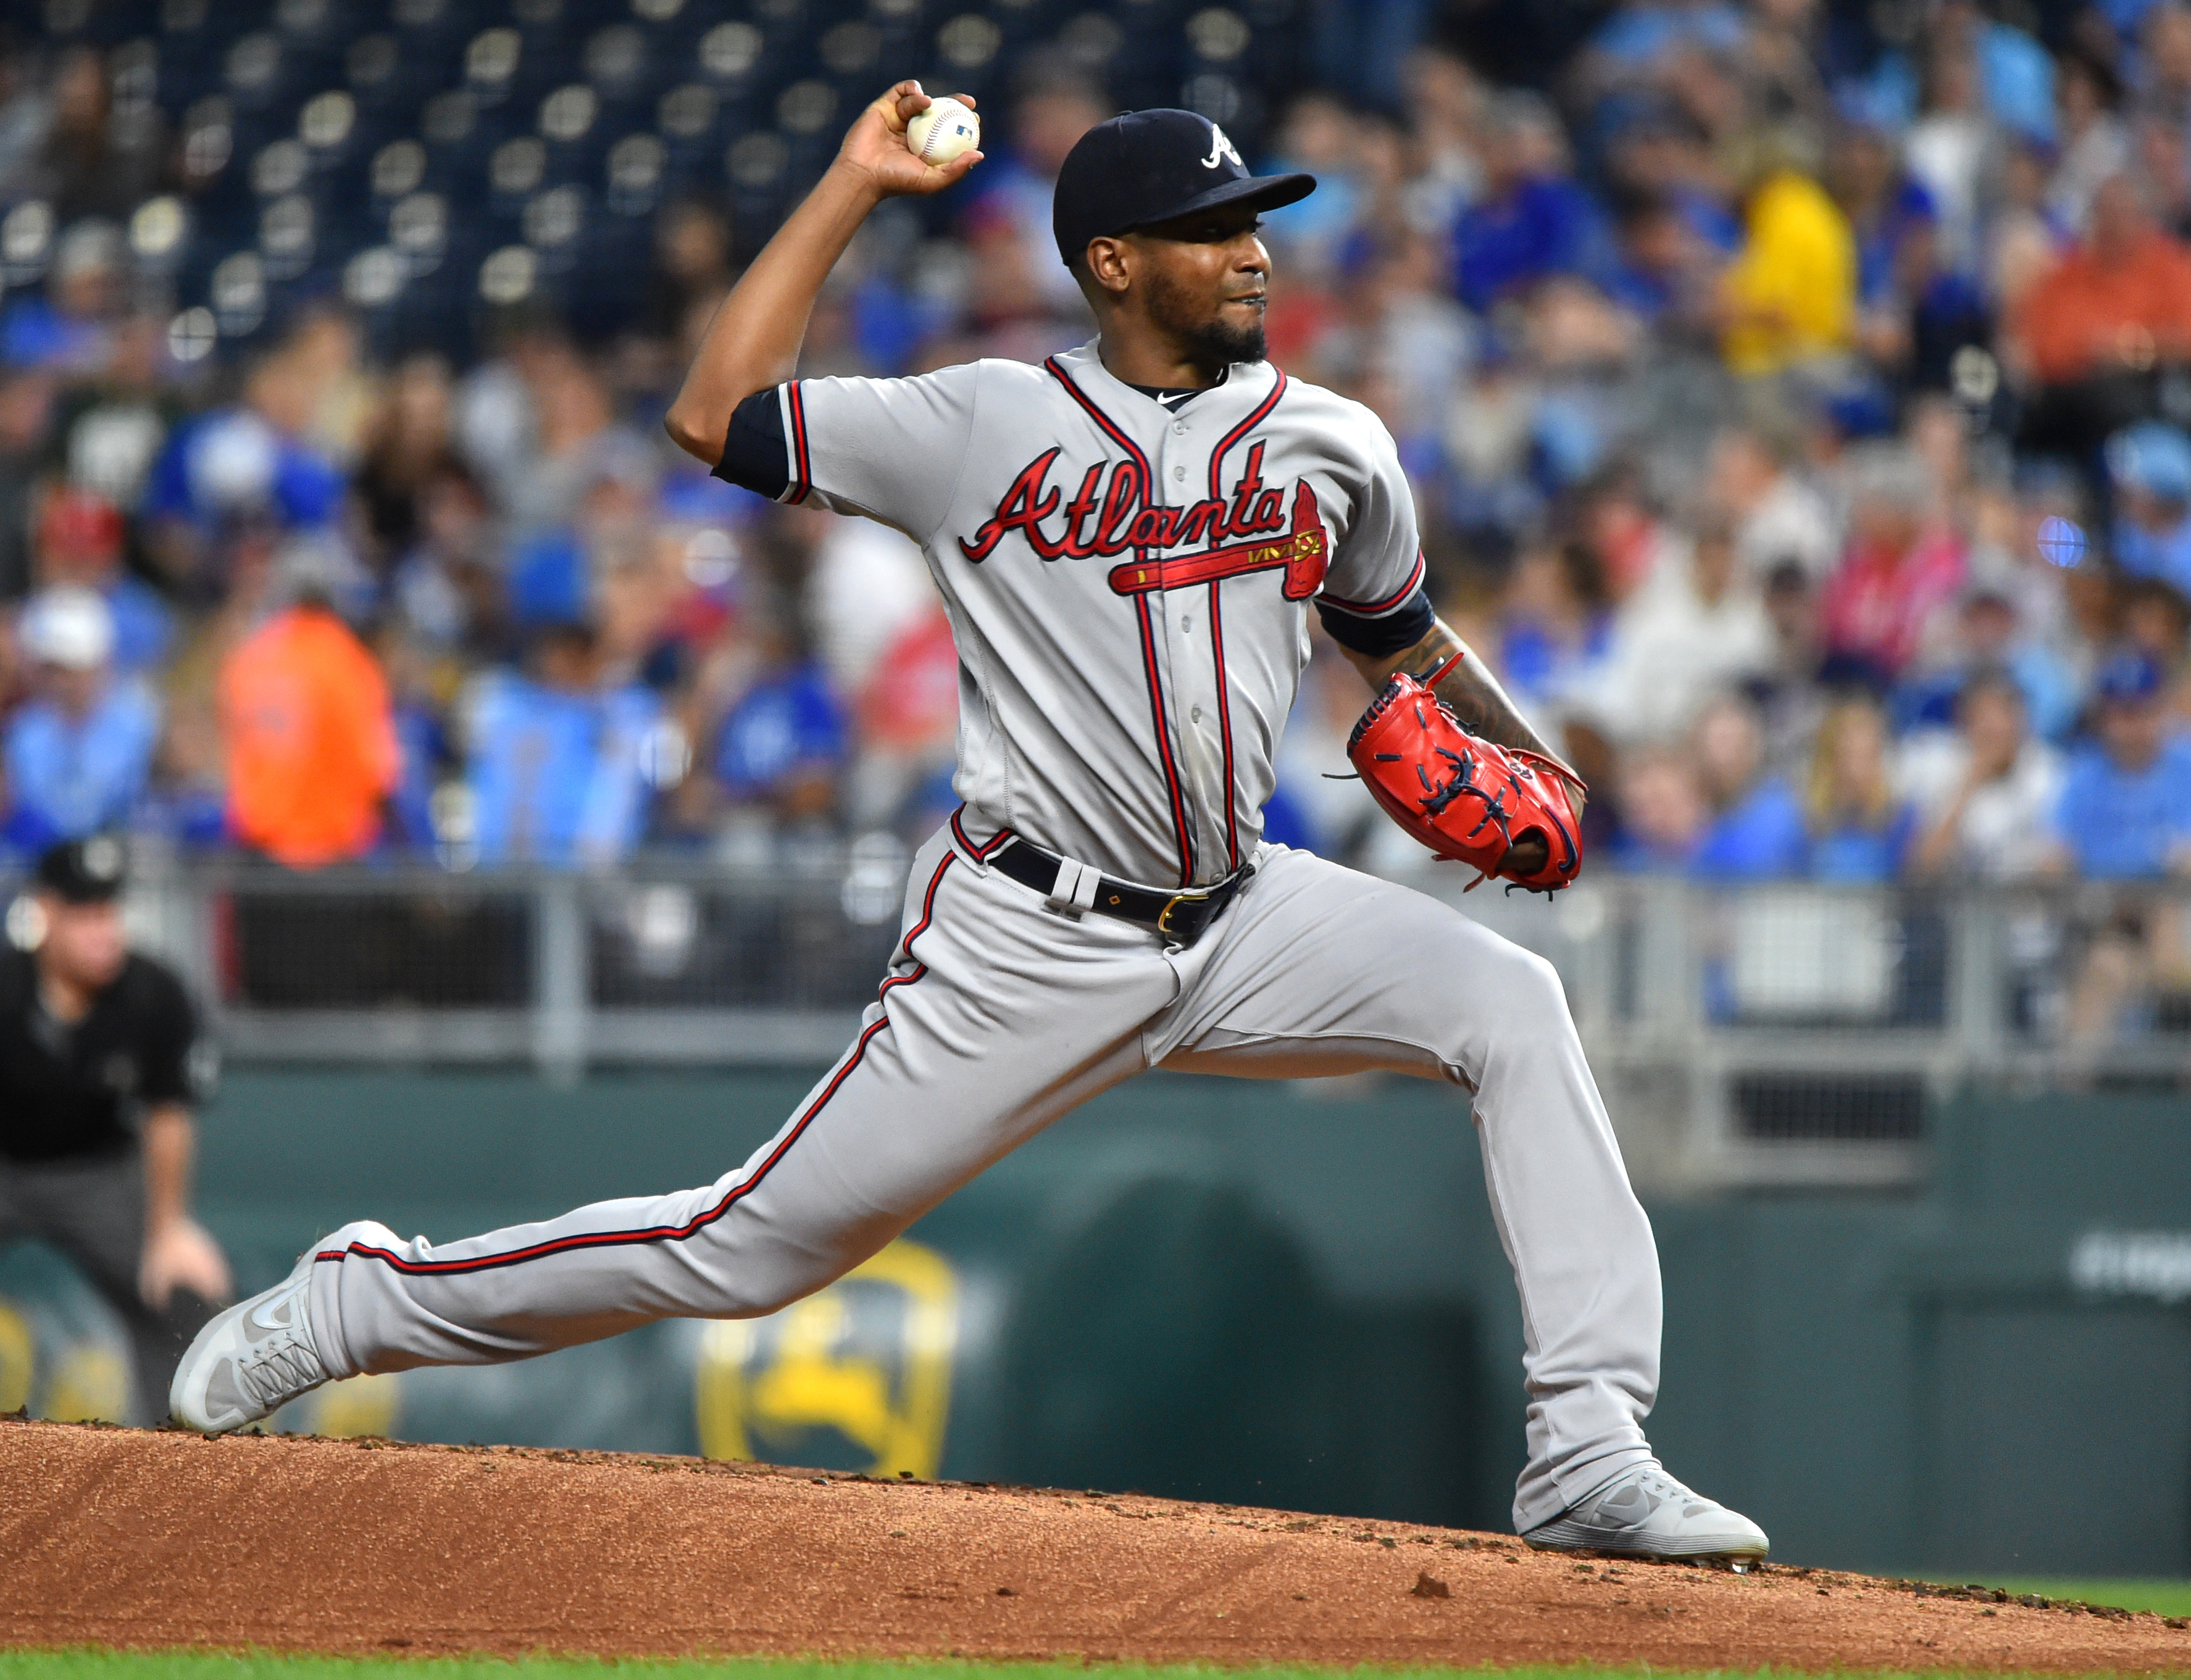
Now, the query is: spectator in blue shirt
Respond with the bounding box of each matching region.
[0,221,120,376]
[1832,121,1943,317]
[2107,421,2191,602]
[1806,697,1917,881]
[1892,585,2080,743]
[1497,541,1616,715]
[1453,93,1611,315]
[1858,0,2056,144]
[2046,653,2191,878]
[138,350,343,597]
[1826,114,1988,384]
[1690,692,1808,877]
[33,486,172,675]
[2,586,159,855]
[716,609,851,826]
[1608,743,1709,871]
[1601,190,1700,328]
[465,622,661,867]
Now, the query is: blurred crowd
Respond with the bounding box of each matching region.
[7,1,2191,891]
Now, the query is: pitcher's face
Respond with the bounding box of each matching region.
[1119,202,1271,365]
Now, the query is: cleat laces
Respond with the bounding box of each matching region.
[236,1337,323,1412]
[233,1301,326,1412]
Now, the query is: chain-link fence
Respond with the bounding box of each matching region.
[73,854,2191,1192]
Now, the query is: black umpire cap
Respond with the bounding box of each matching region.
[34,834,127,903]
[1051,109,1315,268]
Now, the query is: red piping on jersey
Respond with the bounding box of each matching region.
[1321,550,1426,616]
[1207,583,1240,870]
[315,856,958,1279]
[1206,368,1288,503]
[1200,367,1286,876]
[785,382,814,506]
[949,805,1012,860]
[1134,594,1196,886]
[1043,357,1155,497]
[1045,356,1197,888]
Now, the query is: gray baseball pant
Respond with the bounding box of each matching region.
[306,828,1662,1531]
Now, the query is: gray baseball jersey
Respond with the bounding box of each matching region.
[285,343,1669,1534]
[762,341,1425,888]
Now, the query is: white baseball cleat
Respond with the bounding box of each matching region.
[169,1257,331,1434]
[1523,1462,1769,1566]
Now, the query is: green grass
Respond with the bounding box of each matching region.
[0,1657,2179,1680]
[1965,1579,2191,1617]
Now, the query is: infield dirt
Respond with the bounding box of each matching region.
[2,1418,2186,1672]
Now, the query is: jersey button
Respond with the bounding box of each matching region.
[1191,705,1204,722]
[1180,614,1193,631]
[1172,465,1185,481]
[1173,422,1186,435]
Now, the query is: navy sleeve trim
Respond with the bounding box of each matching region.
[711,387,791,501]
[1317,585,1435,657]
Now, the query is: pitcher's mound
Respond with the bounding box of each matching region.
[0,1418,2181,1671]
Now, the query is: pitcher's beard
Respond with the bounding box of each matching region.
[1185,314,1267,366]
[1146,270,1267,368]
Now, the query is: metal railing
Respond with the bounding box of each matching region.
[120,854,905,1080]
[90,854,2191,1192]
[1461,875,2191,1191]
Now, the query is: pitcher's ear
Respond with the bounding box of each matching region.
[1082,235,1133,297]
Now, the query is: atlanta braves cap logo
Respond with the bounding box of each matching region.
[1052,109,1316,265]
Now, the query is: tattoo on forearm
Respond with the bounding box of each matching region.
[1402,628,1559,766]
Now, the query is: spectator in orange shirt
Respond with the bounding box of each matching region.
[2013,172,2191,459]
[217,551,399,866]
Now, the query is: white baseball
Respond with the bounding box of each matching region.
[906,97,980,167]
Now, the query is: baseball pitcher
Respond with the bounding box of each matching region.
[174,86,1767,1563]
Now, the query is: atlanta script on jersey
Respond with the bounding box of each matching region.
[751,341,1425,888]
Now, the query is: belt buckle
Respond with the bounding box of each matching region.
[1156,884,1218,941]
[1156,893,1187,937]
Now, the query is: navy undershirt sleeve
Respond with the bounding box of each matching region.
[710,388,791,500]
[1316,586,1436,657]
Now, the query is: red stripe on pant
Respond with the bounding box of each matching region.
[316,854,959,1278]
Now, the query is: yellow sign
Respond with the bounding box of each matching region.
[695,1239,957,1480]
[0,1302,31,1414]
[43,1344,128,1424]
[298,1371,403,1439]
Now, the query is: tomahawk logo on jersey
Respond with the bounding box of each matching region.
[712,344,1432,889]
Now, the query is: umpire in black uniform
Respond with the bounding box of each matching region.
[1,835,230,1423]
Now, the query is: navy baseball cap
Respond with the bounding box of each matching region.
[33,834,127,903]
[1052,109,1314,268]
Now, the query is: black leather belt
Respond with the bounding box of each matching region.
[990,838,1251,947]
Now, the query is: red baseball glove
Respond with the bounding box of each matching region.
[1346,673,1585,894]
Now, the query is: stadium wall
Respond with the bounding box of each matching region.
[4,1067,2185,1581]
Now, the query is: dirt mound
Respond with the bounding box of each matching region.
[1,1418,2183,1671]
